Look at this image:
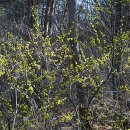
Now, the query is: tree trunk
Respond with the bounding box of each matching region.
[125,2,130,30]
[27,0,34,28]
[67,0,92,129]
[111,0,122,98]
[43,0,55,38]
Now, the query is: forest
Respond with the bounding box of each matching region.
[0,0,130,130]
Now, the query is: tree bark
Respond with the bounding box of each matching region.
[27,0,34,28]
[111,0,122,98]
[67,0,92,129]
[43,0,55,38]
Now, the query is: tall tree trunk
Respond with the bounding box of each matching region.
[27,0,41,28]
[67,0,92,129]
[125,2,130,30]
[111,1,130,98]
[43,0,55,38]
[27,0,34,28]
[111,0,122,98]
